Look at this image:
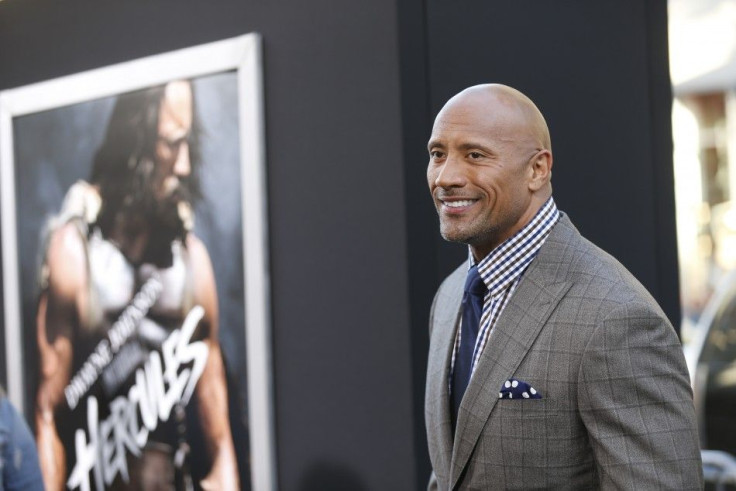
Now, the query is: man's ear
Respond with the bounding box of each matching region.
[528,150,552,192]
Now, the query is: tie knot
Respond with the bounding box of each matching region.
[464,265,486,297]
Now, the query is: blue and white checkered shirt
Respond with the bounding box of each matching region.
[450,197,560,388]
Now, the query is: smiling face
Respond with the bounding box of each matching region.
[427,85,552,260]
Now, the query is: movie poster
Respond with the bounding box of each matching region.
[0,35,274,490]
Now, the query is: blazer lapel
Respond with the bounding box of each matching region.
[449,216,577,489]
[426,263,466,484]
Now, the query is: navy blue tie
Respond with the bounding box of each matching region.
[451,265,486,431]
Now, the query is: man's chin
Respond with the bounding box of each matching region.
[439,226,473,245]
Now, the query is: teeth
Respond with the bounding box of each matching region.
[444,200,474,208]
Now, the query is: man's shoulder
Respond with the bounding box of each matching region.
[436,261,467,297]
[46,221,88,269]
[184,233,213,266]
[544,214,665,313]
[429,261,467,329]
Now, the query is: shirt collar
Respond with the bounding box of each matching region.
[469,197,559,297]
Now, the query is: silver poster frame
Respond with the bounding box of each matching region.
[0,33,275,490]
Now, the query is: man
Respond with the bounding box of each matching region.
[35,80,239,490]
[425,84,702,489]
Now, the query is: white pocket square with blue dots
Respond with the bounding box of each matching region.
[498,378,542,399]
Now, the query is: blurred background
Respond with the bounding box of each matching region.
[671,0,736,341]
[670,0,736,485]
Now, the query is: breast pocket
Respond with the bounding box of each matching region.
[474,397,590,485]
[495,398,553,445]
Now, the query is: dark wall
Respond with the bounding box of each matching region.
[0,0,678,490]
[0,1,416,490]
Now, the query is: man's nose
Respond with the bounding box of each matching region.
[173,141,191,177]
[434,155,466,188]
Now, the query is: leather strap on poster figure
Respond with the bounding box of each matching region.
[63,272,211,491]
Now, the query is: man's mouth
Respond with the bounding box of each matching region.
[442,199,476,208]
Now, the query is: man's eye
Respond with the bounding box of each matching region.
[469,152,483,159]
[430,151,444,159]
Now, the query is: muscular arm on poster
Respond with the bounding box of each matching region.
[36,223,87,491]
[188,235,240,490]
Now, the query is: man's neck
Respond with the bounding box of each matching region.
[469,195,556,265]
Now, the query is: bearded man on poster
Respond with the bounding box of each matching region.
[35,80,239,490]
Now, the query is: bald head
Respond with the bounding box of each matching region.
[442,84,551,152]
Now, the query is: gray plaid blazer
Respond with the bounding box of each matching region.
[425,214,703,490]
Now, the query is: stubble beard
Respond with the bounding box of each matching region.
[438,214,486,245]
[438,212,502,258]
